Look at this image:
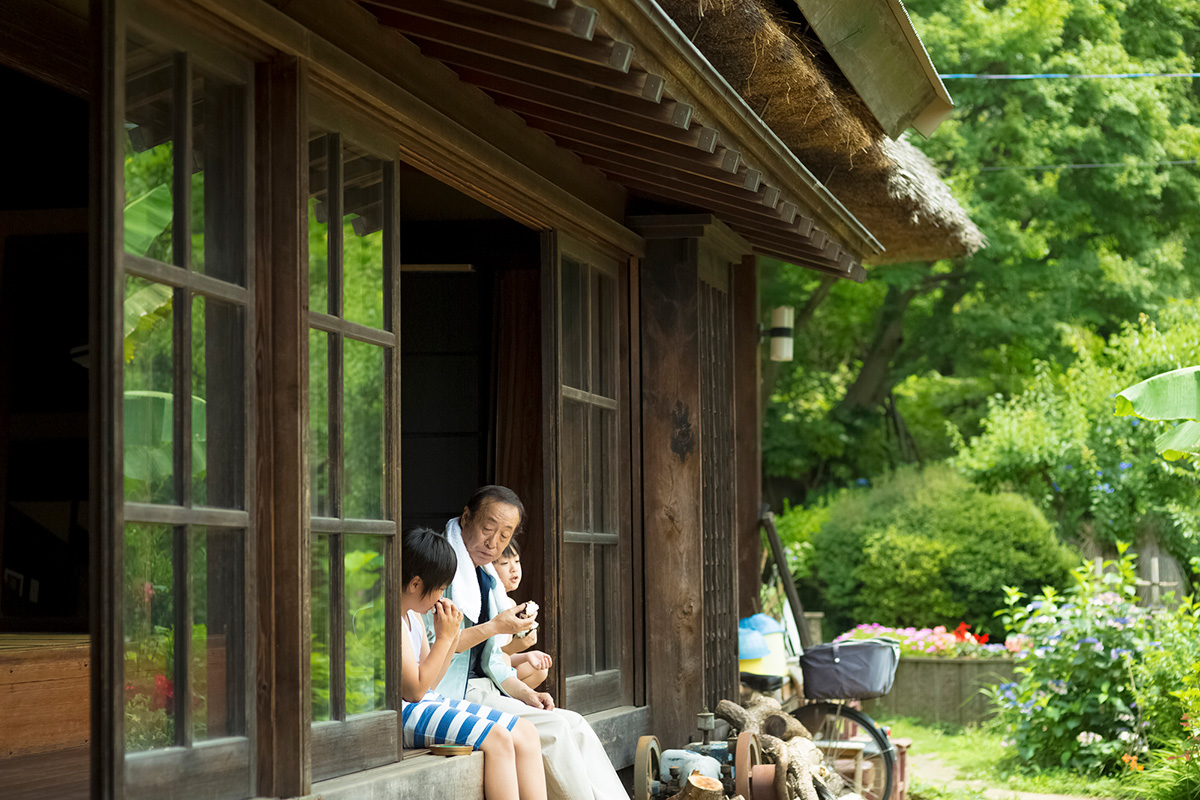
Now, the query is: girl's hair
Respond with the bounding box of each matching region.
[464,485,526,538]
[401,527,457,595]
[498,539,521,560]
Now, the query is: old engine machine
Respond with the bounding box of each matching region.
[634,710,781,800]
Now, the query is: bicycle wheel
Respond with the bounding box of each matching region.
[793,702,894,800]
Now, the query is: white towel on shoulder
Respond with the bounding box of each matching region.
[445,516,482,624]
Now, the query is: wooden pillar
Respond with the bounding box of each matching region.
[254,55,311,798]
[733,256,762,618]
[92,1,123,797]
[640,233,704,745]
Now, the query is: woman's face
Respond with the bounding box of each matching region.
[493,554,522,593]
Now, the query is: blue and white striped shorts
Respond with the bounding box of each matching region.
[401,691,519,750]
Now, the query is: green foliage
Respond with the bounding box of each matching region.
[990,546,1150,774]
[762,0,1200,503]
[808,465,1075,636]
[954,305,1200,571]
[1128,594,1200,799]
[1116,365,1200,461]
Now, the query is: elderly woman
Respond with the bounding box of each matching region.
[427,485,627,800]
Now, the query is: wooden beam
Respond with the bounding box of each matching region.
[0,0,92,98]
[93,1,123,798]
[523,118,737,178]
[731,256,761,619]
[453,66,693,131]
[362,0,631,70]
[396,0,598,39]
[640,232,705,747]
[406,35,663,100]
[254,55,311,798]
[575,153,790,217]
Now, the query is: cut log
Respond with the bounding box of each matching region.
[763,712,811,741]
[666,772,724,800]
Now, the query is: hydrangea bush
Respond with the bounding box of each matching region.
[990,544,1151,773]
[836,622,1009,659]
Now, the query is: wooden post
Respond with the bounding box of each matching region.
[254,55,311,798]
[1151,557,1161,607]
[640,234,704,745]
[732,255,761,619]
[92,0,124,797]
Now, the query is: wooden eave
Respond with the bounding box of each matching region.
[353,0,871,279]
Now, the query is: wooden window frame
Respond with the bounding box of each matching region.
[546,234,636,717]
[110,10,259,799]
[305,95,404,782]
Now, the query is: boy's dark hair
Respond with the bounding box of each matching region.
[464,485,526,538]
[402,527,457,596]
[498,539,521,559]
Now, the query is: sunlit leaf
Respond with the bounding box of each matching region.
[1115,366,1200,423]
[124,183,173,256]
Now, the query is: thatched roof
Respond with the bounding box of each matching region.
[655,0,985,264]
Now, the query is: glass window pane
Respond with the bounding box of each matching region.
[562,542,590,676]
[596,544,620,672]
[344,339,385,519]
[345,534,387,715]
[124,275,175,504]
[592,407,618,535]
[308,132,330,315]
[561,257,586,391]
[192,68,246,285]
[124,37,175,264]
[311,534,332,722]
[192,294,245,508]
[342,143,385,329]
[310,330,331,517]
[591,270,617,399]
[191,528,245,741]
[562,400,587,532]
[124,523,175,752]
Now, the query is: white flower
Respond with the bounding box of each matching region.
[1077,731,1102,745]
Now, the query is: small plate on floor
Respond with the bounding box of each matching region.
[428,744,473,757]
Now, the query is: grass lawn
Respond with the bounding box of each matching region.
[877,716,1138,799]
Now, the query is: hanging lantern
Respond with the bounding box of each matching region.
[769,306,794,362]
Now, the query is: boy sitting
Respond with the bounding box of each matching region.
[400,527,547,800]
[490,541,553,690]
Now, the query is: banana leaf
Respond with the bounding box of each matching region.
[124,183,173,256]
[1115,366,1200,460]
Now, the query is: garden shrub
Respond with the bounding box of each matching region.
[1129,592,1200,799]
[991,545,1150,774]
[810,465,1075,636]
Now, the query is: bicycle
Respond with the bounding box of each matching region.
[793,700,895,800]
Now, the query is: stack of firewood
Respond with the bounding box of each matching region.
[714,695,858,800]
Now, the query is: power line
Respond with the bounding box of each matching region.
[940,71,1200,80]
[978,159,1200,171]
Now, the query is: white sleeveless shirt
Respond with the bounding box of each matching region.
[404,609,425,660]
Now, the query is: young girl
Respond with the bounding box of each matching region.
[490,541,553,690]
[400,527,547,800]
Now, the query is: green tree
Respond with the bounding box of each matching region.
[763,0,1200,504]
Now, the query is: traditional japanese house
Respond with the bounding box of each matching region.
[0,0,981,797]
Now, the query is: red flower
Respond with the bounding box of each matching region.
[152,674,174,711]
[978,633,990,644]
[954,622,970,642]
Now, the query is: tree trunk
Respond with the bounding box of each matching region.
[838,283,919,413]
[760,275,837,419]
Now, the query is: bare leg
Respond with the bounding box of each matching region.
[511,719,548,800]
[480,728,519,800]
[516,662,549,690]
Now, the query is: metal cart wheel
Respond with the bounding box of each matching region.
[735,731,762,799]
[633,735,661,800]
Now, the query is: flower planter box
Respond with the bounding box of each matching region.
[863,656,1015,728]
